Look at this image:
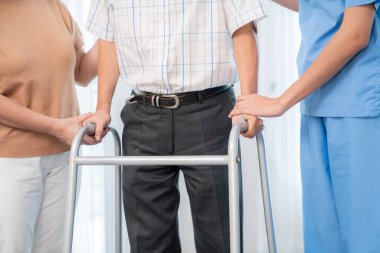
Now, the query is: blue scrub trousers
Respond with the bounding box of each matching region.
[301,115,380,253]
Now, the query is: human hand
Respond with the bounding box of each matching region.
[83,109,111,142]
[231,114,264,139]
[52,113,98,145]
[229,94,286,118]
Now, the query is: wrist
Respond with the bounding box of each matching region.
[48,118,63,137]
[278,93,294,112]
[94,107,112,126]
[240,83,258,95]
[96,104,111,113]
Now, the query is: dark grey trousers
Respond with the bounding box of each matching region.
[121,87,239,253]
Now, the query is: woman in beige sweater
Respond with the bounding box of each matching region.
[0,1,99,252]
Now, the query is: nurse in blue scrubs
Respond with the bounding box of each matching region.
[230,1,380,252]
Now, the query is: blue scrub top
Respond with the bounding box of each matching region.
[298,0,380,117]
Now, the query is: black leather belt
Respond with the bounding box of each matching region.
[128,85,231,109]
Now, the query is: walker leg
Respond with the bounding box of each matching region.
[115,165,122,253]
[62,161,79,253]
[62,124,95,253]
[228,125,242,253]
[111,128,122,253]
[256,133,277,253]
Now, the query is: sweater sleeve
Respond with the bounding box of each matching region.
[57,0,84,51]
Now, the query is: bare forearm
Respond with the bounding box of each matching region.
[75,40,99,86]
[231,23,263,138]
[96,39,120,112]
[83,40,120,141]
[0,95,58,135]
[271,0,299,12]
[280,5,374,111]
[232,23,259,95]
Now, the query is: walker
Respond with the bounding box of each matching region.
[62,119,277,253]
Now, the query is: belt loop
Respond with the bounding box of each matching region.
[142,95,147,105]
[197,92,203,104]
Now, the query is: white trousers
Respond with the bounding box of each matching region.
[0,152,69,253]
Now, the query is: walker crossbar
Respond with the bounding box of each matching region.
[74,156,229,166]
[62,119,277,253]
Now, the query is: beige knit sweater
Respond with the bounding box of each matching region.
[0,0,83,157]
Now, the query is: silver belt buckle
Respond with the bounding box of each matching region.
[161,94,180,109]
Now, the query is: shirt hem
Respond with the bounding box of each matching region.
[300,108,380,118]
[0,135,70,158]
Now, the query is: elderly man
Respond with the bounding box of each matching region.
[86,1,265,252]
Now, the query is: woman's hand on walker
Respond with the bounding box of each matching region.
[229,94,287,118]
[52,112,98,145]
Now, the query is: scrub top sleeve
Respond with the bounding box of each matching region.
[86,0,115,41]
[345,0,379,10]
[223,0,267,36]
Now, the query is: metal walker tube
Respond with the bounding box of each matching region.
[62,125,122,253]
[62,120,277,253]
[257,133,277,253]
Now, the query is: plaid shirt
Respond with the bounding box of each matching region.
[86,0,266,93]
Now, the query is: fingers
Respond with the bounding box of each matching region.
[241,117,256,138]
[82,134,100,145]
[102,127,110,138]
[228,108,238,118]
[81,121,107,142]
[229,98,254,117]
[79,112,94,124]
[82,110,111,142]
[81,128,108,145]
[229,103,253,117]
[255,118,265,134]
[241,116,264,139]
[232,95,286,118]
[230,115,261,138]
[95,124,105,141]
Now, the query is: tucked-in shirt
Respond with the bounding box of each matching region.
[86,0,266,93]
[298,0,380,117]
[0,0,83,157]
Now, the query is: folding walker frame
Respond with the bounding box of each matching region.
[62,119,277,253]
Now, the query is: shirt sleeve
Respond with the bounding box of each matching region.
[345,0,379,10]
[86,0,115,41]
[223,0,267,36]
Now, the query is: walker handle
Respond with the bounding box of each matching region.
[83,122,96,136]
